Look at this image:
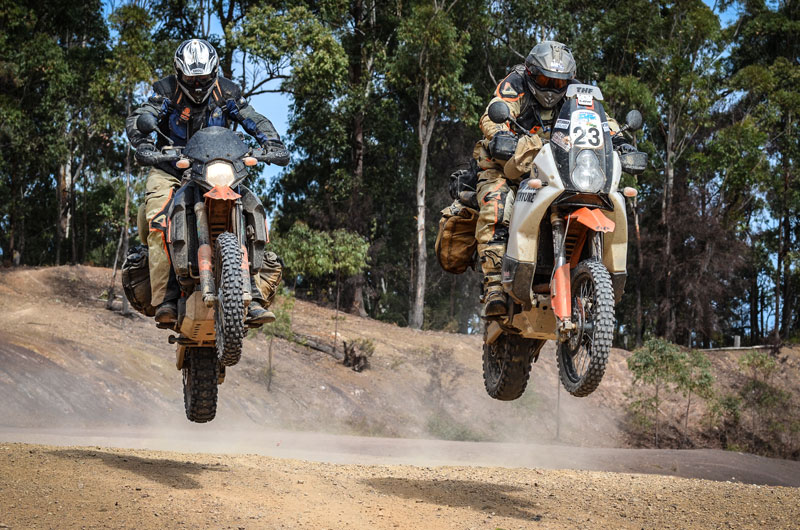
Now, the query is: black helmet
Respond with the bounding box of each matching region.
[524,41,576,108]
[174,39,219,105]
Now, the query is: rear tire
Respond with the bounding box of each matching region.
[214,232,245,366]
[183,347,219,423]
[483,333,545,401]
[557,259,614,397]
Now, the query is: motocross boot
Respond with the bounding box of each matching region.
[482,274,508,318]
[246,300,276,325]
[154,299,178,324]
[246,275,276,325]
[479,244,508,319]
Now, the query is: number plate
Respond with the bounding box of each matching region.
[569,110,604,149]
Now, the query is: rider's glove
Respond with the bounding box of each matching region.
[616,142,637,154]
[487,130,518,161]
[262,138,285,150]
[134,142,157,165]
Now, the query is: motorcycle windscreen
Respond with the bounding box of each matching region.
[183,126,249,164]
[550,97,614,194]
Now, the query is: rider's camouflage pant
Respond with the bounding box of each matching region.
[473,140,516,278]
[141,167,281,308]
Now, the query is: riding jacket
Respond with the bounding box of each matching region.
[125,75,281,177]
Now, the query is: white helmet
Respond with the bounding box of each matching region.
[174,39,219,104]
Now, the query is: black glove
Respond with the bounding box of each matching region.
[263,138,286,150]
[134,142,157,165]
[488,130,518,161]
[616,142,637,153]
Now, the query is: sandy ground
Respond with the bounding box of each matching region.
[2,442,799,530]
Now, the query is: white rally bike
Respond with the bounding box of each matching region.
[483,84,646,400]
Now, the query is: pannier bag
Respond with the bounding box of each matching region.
[122,245,156,316]
[435,200,478,274]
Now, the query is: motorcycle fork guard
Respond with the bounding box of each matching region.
[551,263,571,321]
[199,186,252,306]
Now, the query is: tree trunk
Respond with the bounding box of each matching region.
[334,270,341,354]
[56,162,68,266]
[684,392,692,445]
[82,169,88,263]
[70,169,78,264]
[750,270,760,343]
[632,195,644,347]
[121,137,131,315]
[106,225,125,311]
[409,77,436,330]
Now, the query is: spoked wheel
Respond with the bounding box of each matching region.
[214,231,245,366]
[183,347,219,423]
[557,259,615,397]
[483,332,545,401]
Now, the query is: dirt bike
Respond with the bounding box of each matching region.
[482,84,646,400]
[129,113,289,423]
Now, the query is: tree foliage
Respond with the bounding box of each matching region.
[1,0,799,345]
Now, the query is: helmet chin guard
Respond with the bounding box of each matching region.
[174,39,219,104]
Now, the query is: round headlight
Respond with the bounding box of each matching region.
[572,150,605,193]
[205,161,235,187]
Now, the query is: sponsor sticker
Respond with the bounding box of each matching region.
[602,122,610,132]
[577,93,593,106]
[555,119,571,130]
[551,131,571,151]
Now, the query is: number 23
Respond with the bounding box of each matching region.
[572,126,601,147]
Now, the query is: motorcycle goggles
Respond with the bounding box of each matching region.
[531,72,569,91]
[179,72,216,90]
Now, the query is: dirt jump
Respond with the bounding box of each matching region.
[1,266,798,529]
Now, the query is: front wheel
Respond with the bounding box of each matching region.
[483,333,545,401]
[214,231,246,366]
[183,347,219,423]
[557,259,615,397]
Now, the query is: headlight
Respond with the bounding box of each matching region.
[572,150,605,193]
[205,161,235,187]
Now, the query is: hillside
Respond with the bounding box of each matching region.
[0,265,632,446]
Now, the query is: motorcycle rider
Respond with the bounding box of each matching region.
[126,38,285,325]
[474,40,627,317]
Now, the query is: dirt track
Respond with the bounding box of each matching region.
[2,266,800,528]
[2,442,799,530]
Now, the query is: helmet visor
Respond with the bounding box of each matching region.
[532,72,569,91]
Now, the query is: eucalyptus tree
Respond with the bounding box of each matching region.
[390,0,480,329]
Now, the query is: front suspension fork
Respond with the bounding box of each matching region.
[550,211,574,339]
[194,201,216,307]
